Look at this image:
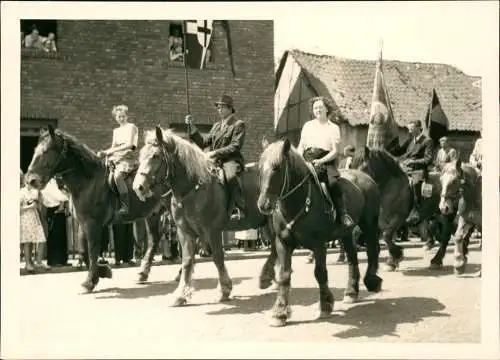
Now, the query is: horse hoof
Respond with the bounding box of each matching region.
[383,263,397,272]
[336,256,346,263]
[171,297,187,307]
[137,272,148,284]
[81,282,95,294]
[97,264,113,279]
[364,276,383,293]
[218,293,231,303]
[259,278,273,290]
[454,266,466,275]
[343,294,358,304]
[429,262,443,270]
[269,317,287,327]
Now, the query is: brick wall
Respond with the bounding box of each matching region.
[21,20,274,162]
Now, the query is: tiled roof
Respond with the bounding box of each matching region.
[278,50,482,131]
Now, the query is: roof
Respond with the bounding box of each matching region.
[276,50,482,131]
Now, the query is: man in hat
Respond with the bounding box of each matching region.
[398,119,434,217]
[434,136,458,172]
[185,94,247,220]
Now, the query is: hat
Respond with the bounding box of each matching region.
[213,95,234,110]
[439,136,448,142]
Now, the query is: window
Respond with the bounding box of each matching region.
[21,20,58,56]
[168,20,214,69]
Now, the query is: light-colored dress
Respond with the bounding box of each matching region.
[109,123,139,173]
[20,187,46,244]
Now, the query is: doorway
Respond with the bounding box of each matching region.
[21,135,39,173]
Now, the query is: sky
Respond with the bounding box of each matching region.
[273,1,498,77]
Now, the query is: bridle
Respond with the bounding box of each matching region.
[273,156,313,231]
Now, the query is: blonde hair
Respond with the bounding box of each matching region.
[112,104,128,118]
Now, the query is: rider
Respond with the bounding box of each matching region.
[97,104,139,215]
[434,136,458,172]
[398,119,433,216]
[297,96,354,230]
[185,94,246,221]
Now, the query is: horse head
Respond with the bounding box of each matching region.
[133,126,172,201]
[438,159,466,215]
[257,137,308,215]
[25,124,68,190]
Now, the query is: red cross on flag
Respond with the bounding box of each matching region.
[184,20,213,70]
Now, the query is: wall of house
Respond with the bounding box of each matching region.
[21,20,274,162]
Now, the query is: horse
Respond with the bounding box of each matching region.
[438,160,482,275]
[257,138,383,327]
[24,125,170,293]
[132,126,276,306]
[349,146,412,270]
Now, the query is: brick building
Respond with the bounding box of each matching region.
[20,20,275,171]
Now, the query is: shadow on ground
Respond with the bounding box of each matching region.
[288,296,450,339]
[401,263,481,277]
[205,287,377,316]
[92,276,252,300]
[325,255,422,266]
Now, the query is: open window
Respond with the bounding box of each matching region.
[21,20,58,57]
[168,21,214,69]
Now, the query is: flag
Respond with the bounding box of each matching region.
[425,89,449,145]
[184,20,213,69]
[366,50,398,151]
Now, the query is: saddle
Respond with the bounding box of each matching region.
[105,160,137,197]
[305,162,335,217]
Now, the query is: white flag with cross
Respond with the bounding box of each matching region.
[196,20,213,69]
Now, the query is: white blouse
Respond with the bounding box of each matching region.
[297,119,341,154]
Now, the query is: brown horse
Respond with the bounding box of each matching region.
[24,125,169,293]
[438,160,482,274]
[257,138,383,327]
[132,126,275,306]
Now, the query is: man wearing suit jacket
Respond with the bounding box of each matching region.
[185,94,247,220]
[398,119,434,211]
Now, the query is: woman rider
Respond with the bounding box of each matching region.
[97,104,139,215]
[297,96,354,230]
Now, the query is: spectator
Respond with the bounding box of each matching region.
[434,136,458,171]
[469,136,482,172]
[41,178,70,267]
[24,26,45,50]
[20,171,49,272]
[168,28,184,62]
[43,32,57,53]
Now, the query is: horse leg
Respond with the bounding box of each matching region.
[270,236,293,327]
[362,228,383,292]
[80,221,103,293]
[208,229,233,302]
[381,227,404,272]
[137,215,161,283]
[453,216,473,275]
[171,227,196,306]
[259,224,277,289]
[312,242,334,318]
[429,214,454,269]
[420,219,435,251]
[341,232,360,303]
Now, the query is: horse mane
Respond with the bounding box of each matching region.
[259,140,308,175]
[351,147,406,179]
[144,128,213,184]
[51,129,102,170]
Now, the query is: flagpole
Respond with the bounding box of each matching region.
[182,21,191,136]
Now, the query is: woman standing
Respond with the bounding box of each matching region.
[20,170,49,272]
[97,104,139,215]
[296,96,353,230]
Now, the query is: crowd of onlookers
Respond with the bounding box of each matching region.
[21,25,57,53]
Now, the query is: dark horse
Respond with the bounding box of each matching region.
[438,160,482,274]
[132,127,275,306]
[351,146,458,269]
[25,125,169,293]
[257,139,383,327]
[349,146,412,270]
